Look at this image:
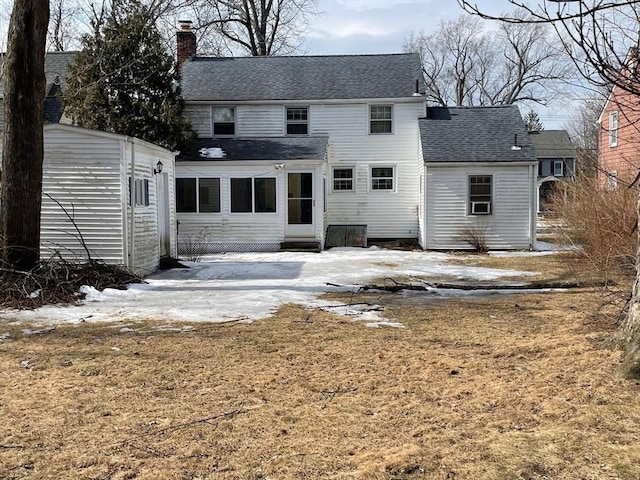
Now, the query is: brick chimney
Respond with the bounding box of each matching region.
[177,20,196,72]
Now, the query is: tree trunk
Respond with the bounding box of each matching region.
[618,191,640,379]
[0,0,50,271]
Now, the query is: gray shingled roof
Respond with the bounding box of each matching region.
[419,106,537,163]
[181,53,424,101]
[0,51,76,98]
[177,137,329,162]
[529,130,576,158]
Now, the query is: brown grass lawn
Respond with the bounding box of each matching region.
[1,252,640,479]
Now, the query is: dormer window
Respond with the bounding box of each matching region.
[213,107,235,135]
[286,107,308,135]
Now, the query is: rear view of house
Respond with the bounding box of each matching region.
[176,24,426,252]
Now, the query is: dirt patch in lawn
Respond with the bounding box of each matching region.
[1,255,639,479]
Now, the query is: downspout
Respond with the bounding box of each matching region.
[130,140,136,270]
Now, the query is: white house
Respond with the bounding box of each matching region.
[1,124,178,275]
[176,23,427,252]
[176,20,538,252]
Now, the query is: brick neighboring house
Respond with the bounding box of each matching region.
[598,83,640,189]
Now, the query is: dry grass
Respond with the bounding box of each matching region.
[1,254,640,479]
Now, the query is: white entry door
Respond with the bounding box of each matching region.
[286,171,315,238]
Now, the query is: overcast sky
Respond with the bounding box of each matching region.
[305,0,505,55]
[304,0,575,129]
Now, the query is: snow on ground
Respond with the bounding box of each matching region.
[1,247,543,328]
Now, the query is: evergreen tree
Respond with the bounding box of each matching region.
[63,0,193,150]
[523,109,544,132]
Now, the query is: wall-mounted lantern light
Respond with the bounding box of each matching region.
[154,160,164,175]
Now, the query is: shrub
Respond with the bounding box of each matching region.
[545,174,637,275]
[459,221,489,253]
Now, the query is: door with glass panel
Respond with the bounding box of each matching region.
[286,172,314,237]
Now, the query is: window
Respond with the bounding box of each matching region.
[553,160,564,177]
[199,178,221,212]
[333,167,354,191]
[176,178,220,213]
[131,178,149,206]
[231,177,276,213]
[370,105,392,134]
[213,107,235,135]
[469,175,492,215]
[607,170,618,191]
[286,107,308,135]
[609,111,618,147]
[371,166,394,190]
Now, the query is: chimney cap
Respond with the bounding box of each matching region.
[178,20,193,30]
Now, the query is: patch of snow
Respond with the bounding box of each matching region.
[2,248,553,328]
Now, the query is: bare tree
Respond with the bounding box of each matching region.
[458,0,640,378]
[565,89,608,177]
[403,12,573,107]
[1,0,50,271]
[188,0,318,56]
[48,0,81,51]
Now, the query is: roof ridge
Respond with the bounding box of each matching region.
[189,52,417,61]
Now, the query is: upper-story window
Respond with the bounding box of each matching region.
[370,105,392,134]
[286,107,308,135]
[213,107,235,135]
[609,111,618,147]
[553,160,564,177]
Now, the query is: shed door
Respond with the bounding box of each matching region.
[157,172,170,257]
[286,172,315,238]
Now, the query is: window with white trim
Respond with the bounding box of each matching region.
[176,178,221,213]
[553,160,564,177]
[469,175,492,215]
[213,107,235,135]
[371,166,394,191]
[231,177,276,213]
[609,111,618,147]
[286,107,308,135]
[370,105,392,134]
[332,167,354,191]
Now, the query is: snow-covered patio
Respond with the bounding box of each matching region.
[2,247,551,327]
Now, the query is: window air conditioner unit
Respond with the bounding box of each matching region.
[471,201,491,214]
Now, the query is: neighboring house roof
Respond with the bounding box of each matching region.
[419,106,537,163]
[177,137,329,162]
[0,51,77,123]
[181,53,424,102]
[529,130,575,158]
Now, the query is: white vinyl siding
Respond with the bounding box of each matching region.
[237,105,285,136]
[30,124,178,276]
[183,104,211,137]
[425,164,535,250]
[323,102,423,239]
